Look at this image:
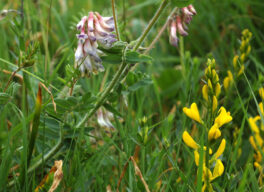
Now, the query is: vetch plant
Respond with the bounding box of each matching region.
[75,12,117,76]
[169,5,197,47]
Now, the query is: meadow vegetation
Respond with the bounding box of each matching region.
[0,0,264,191]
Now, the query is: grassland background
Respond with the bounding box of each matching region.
[0,0,264,191]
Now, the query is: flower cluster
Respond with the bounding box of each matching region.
[224,29,252,91]
[75,12,117,76]
[182,58,232,191]
[182,131,226,192]
[249,87,264,183]
[169,5,197,47]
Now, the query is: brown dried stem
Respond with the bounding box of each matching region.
[117,156,150,192]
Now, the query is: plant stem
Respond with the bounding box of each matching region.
[76,58,127,128]
[145,7,178,54]
[111,0,121,41]
[3,68,21,92]
[133,0,169,51]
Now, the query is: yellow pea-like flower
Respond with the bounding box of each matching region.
[215,83,221,98]
[233,55,239,69]
[208,124,221,141]
[208,79,213,91]
[255,134,264,148]
[214,107,232,128]
[240,40,246,52]
[202,85,209,101]
[259,88,264,101]
[212,159,224,180]
[194,150,200,166]
[254,162,262,173]
[183,103,202,123]
[248,116,260,133]
[212,96,218,112]
[182,131,199,150]
[224,70,234,91]
[237,65,245,77]
[214,139,226,159]
[246,45,251,56]
[202,166,213,182]
[240,53,246,63]
[249,136,258,151]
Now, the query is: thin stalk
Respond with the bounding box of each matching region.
[145,7,178,53]
[133,0,169,51]
[76,58,127,128]
[111,0,121,41]
[3,67,21,92]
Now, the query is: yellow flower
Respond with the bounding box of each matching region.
[240,53,246,63]
[237,65,244,77]
[194,150,200,166]
[223,70,233,91]
[202,85,209,101]
[249,134,263,153]
[249,136,257,151]
[208,124,221,141]
[214,139,226,159]
[249,116,260,133]
[233,55,239,69]
[208,79,213,91]
[201,160,224,192]
[246,45,251,56]
[182,131,199,150]
[259,88,264,101]
[183,103,202,123]
[212,159,224,180]
[215,83,221,97]
[259,102,264,115]
[214,107,232,128]
[212,96,218,112]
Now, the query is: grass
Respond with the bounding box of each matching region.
[0,0,264,191]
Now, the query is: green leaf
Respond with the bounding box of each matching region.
[128,78,152,92]
[125,50,152,63]
[171,0,194,8]
[101,53,122,65]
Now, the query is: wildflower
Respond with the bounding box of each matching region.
[183,103,203,123]
[259,88,264,100]
[182,131,199,149]
[202,85,209,101]
[97,107,114,130]
[233,29,252,78]
[214,107,232,128]
[168,5,197,47]
[212,96,218,112]
[208,124,221,141]
[169,20,178,47]
[249,116,261,133]
[223,70,233,91]
[75,12,117,76]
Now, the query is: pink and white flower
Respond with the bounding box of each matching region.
[75,12,117,76]
[168,4,197,47]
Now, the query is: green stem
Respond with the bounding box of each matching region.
[133,0,169,51]
[76,56,127,128]
[111,0,121,41]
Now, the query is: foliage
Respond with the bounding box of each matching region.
[0,0,263,191]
